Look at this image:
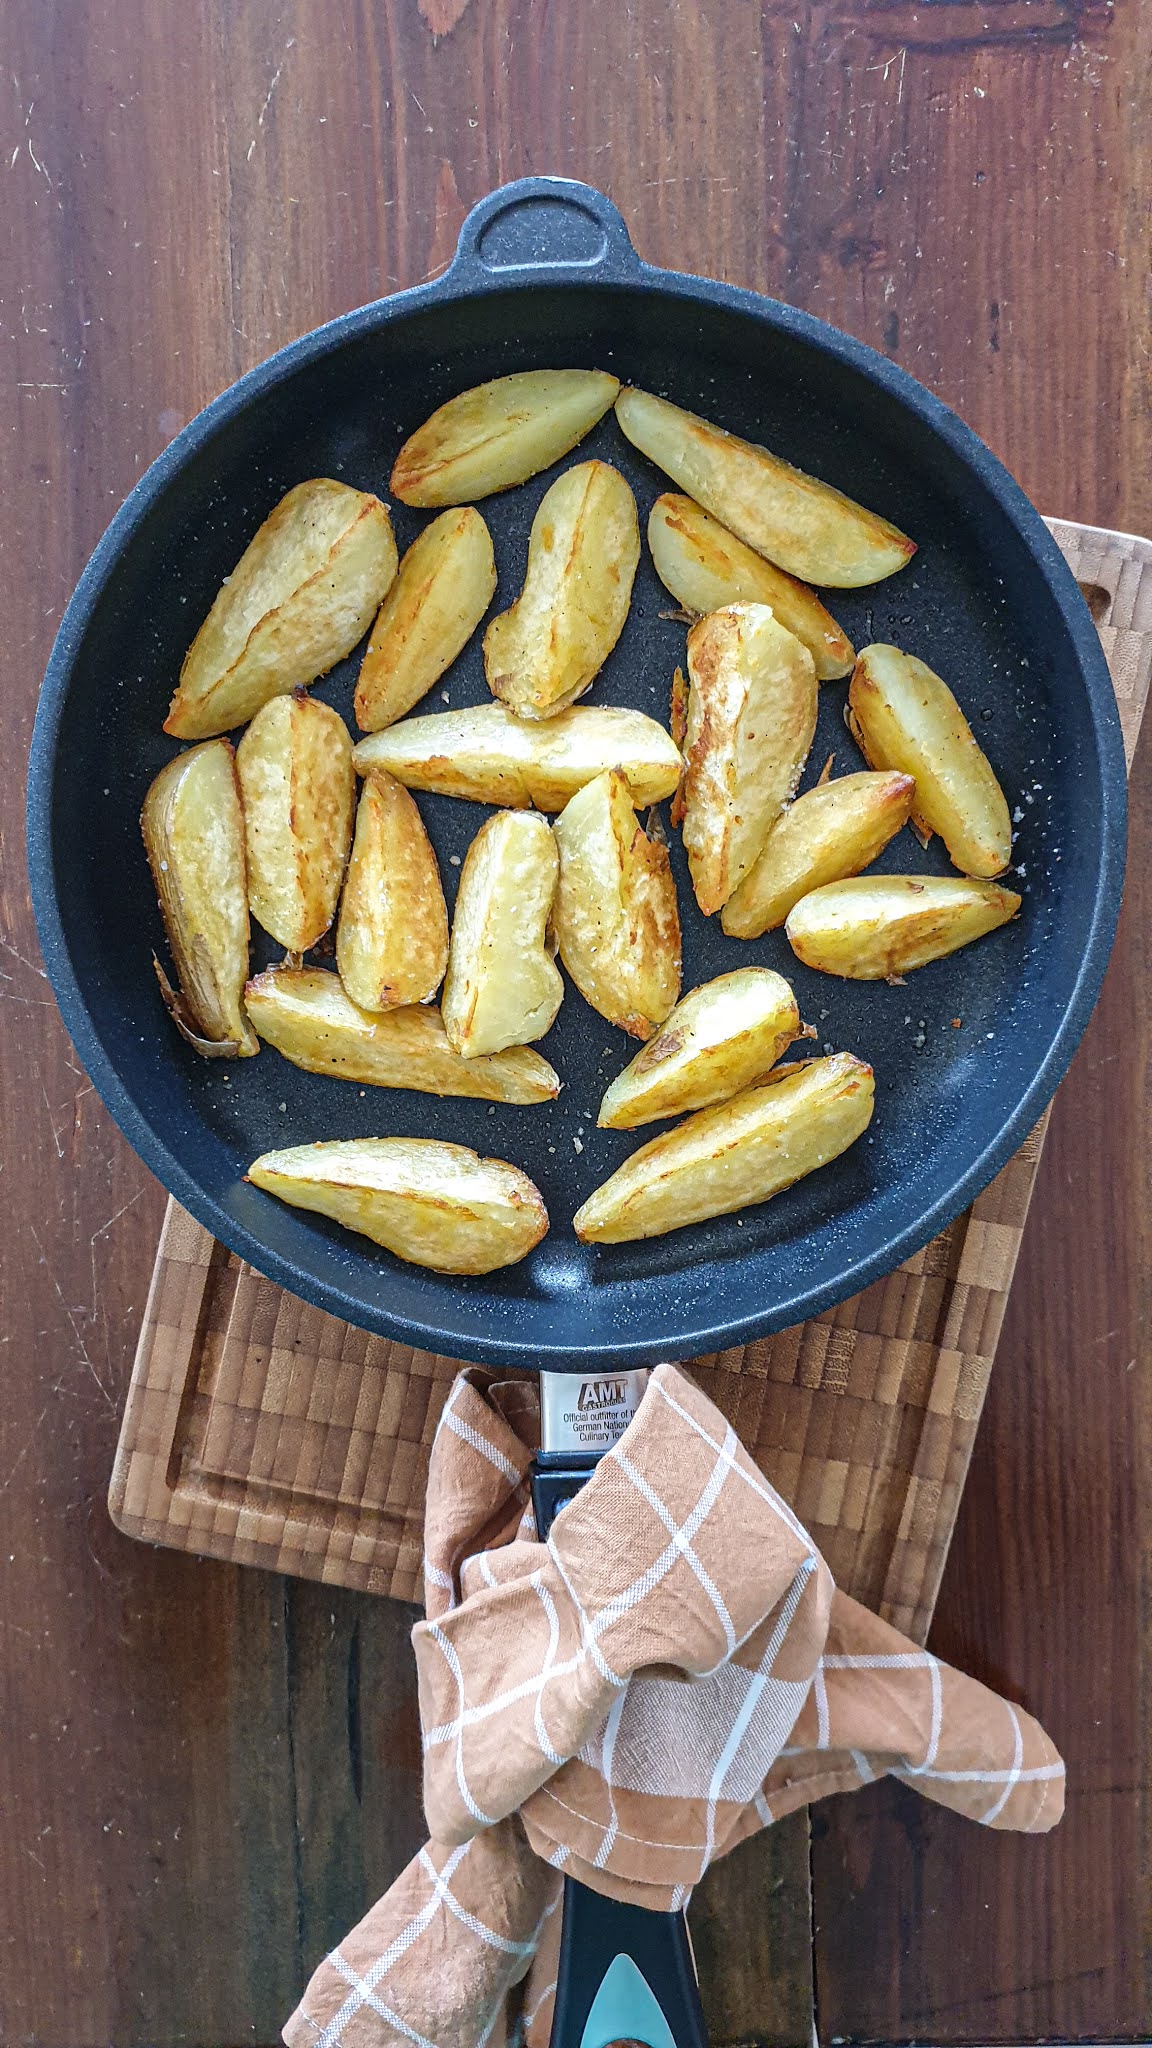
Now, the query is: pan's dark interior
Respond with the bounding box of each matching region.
[32,277,1122,1367]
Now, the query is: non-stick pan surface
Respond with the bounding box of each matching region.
[28,179,1125,1370]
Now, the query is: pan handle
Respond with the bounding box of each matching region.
[448,177,644,286]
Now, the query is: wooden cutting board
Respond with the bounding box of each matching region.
[109,518,1152,1644]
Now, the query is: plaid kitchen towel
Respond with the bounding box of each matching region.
[284,1364,1063,2048]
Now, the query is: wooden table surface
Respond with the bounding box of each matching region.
[3,4,1149,2044]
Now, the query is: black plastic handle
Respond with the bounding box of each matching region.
[549,1877,707,2048]
[448,177,643,287]
[531,1463,708,2048]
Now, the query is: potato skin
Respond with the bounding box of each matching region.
[442,812,563,1057]
[141,739,257,1055]
[352,702,682,811]
[484,461,640,719]
[553,769,681,1040]
[597,968,800,1129]
[235,694,355,951]
[574,1053,875,1244]
[390,369,620,506]
[683,604,818,914]
[847,644,1012,878]
[785,874,1022,978]
[354,507,497,732]
[336,773,449,1011]
[166,480,398,739]
[247,1137,549,1275]
[244,967,559,1103]
[615,387,916,587]
[722,770,915,938]
[647,494,854,680]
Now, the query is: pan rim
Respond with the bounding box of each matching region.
[27,234,1128,1370]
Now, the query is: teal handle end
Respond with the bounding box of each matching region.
[578,1953,680,2048]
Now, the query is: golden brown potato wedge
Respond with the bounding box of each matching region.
[552,769,680,1040]
[336,773,448,1010]
[442,812,563,1057]
[597,968,800,1129]
[847,645,1012,878]
[574,1052,874,1244]
[353,702,682,811]
[235,694,355,951]
[140,737,254,1056]
[247,1137,548,1274]
[722,770,915,938]
[244,967,559,1103]
[682,604,818,914]
[390,369,620,506]
[483,461,640,719]
[165,480,398,739]
[615,388,916,587]
[648,494,854,680]
[785,874,1021,978]
[141,740,258,1056]
[354,507,497,732]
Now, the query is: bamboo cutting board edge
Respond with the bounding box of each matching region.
[108,517,1152,1642]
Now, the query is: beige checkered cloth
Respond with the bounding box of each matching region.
[284,1364,1063,2048]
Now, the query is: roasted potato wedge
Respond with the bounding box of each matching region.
[785,874,1021,978]
[598,968,800,1129]
[483,461,640,719]
[336,773,448,1010]
[166,480,398,739]
[235,694,355,951]
[442,812,563,1057]
[353,702,682,811]
[244,967,559,1103]
[354,507,497,732]
[574,1052,874,1244]
[552,769,680,1040]
[247,1137,548,1274]
[648,494,854,680]
[615,388,916,588]
[390,369,620,506]
[682,604,818,914]
[847,645,1013,878]
[722,770,915,938]
[141,740,257,1057]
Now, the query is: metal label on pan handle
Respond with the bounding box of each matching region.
[540,1367,651,1456]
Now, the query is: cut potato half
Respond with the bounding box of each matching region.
[248,1137,548,1274]
[847,644,1013,878]
[615,387,915,587]
[245,967,559,1102]
[722,769,915,938]
[391,369,620,506]
[354,506,496,732]
[785,874,1021,978]
[336,773,448,1011]
[166,480,397,738]
[235,694,355,951]
[353,702,682,811]
[484,461,640,719]
[574,1053,874,1243]
[682,604,818,914]
[648,493,854,679]
[553,769,681,1039]
[598,968,800,1128]
[442,812,563,1057]
[141,739,257,1056]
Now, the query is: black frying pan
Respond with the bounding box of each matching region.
[27,178,1126,1372]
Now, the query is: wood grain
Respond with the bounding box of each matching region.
[1,2,1148,2045]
